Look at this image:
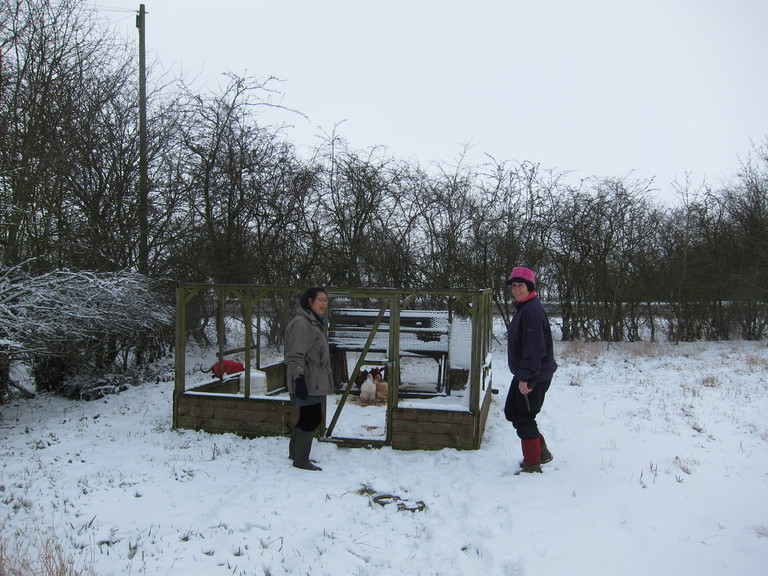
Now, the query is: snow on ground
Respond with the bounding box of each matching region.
[2,338,768,575]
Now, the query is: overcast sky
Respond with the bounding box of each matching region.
[98,0,768,203]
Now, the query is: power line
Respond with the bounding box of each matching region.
[91,4,138,14]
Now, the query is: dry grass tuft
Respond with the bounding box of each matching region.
[745,354,768,370]
[558,341,604,362]
[625,341,660,358]
[568,371,585,387]
[356,483,376,496]
[701,375,719,388]
[673,455,697,475]
[0,532,97,576]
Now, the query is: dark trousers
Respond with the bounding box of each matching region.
[296,401,323,432]
[504,377,551,439]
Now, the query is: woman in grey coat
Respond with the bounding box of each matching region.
[284,286,335,470]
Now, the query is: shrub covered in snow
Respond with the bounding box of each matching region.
[0,266,173,400]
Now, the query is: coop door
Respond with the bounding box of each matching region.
[324,303,392,445]
[324,352,389,445]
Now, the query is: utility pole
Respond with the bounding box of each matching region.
[136,4,149,275]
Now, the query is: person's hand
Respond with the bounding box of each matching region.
[294,374,308,400]
[518,380,532,395]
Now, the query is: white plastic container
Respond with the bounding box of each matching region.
[239,370,267,396]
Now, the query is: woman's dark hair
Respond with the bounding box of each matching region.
[299,286,327,310]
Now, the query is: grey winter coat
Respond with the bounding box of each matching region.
[284,306,335,402]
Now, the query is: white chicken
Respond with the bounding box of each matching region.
[359,373,377,405]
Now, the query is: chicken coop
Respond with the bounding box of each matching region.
[173,285,494,450]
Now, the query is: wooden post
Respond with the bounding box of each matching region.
[136,4,149,274]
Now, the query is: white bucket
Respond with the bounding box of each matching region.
[239,370,267,396]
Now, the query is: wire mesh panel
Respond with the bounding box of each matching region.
[176,285,296,397]
[324,292,485,443]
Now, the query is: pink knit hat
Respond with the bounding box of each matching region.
[506,266,536,289]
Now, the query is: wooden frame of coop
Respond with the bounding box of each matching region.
[173,285,494,450]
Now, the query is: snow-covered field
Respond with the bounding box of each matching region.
[2,338,768,575]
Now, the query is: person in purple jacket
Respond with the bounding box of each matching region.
[504,266,558,473]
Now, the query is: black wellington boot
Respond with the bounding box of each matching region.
[288,427,298,460]
[293,429,322,471]
[539,433,553,464]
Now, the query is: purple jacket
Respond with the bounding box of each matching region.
[507,294,557,384]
